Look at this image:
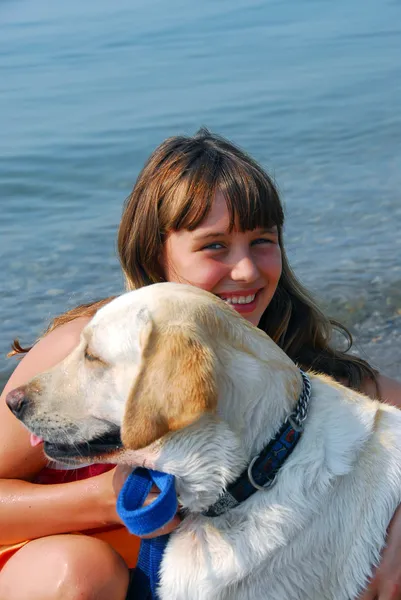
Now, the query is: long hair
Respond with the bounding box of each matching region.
[10,129,377,392]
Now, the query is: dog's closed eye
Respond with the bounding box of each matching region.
[84,347,106,366]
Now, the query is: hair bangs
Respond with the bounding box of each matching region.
[219,156,284,233]
[160,144,284,235]
[160,148,221,232]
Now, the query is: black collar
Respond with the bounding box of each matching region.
[202,370,312,518]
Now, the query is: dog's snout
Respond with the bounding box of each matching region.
[6,387,29,419]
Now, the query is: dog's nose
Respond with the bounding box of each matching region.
[6,387,28,419]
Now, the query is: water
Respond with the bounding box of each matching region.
[1,0,401,391]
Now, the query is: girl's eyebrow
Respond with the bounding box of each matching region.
[192,226,278,241]
[192,231,227,241]
[258,226,278,234]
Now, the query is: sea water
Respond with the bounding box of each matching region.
[1,0,400,389]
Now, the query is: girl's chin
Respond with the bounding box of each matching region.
[229,305,262,326]
[242,313,261,326]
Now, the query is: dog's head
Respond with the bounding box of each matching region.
[6,284,233,464]
[7,283,302,509]
[7,282,300,495]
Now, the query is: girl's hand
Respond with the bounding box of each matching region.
[359,504,401,600]
[100,464,181,538]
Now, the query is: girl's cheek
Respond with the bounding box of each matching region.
[188,261,226,291]
[262,248,282,277]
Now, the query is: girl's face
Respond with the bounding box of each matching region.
[162,192,282,326]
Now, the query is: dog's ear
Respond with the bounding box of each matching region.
[121,319,218,450]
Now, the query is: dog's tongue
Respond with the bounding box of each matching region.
[30,433,44,447]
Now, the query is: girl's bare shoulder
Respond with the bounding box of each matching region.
[361,373,401,407]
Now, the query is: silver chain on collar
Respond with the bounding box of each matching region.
[286,370,311,432]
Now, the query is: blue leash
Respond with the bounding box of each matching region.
[117,468,177,599]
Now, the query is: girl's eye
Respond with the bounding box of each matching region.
[202,242,225,251]
[251,237,274,246]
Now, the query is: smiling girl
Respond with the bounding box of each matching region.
[1,129,400,600]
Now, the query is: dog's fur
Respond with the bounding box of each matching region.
[8,283,401,599]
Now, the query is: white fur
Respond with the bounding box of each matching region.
[156,379,401,600]
[19,283,401,599]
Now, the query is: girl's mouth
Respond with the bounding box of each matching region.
[217,289,262,314]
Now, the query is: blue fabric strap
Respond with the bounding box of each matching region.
[117,468,177,599]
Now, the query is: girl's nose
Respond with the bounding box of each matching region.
[230,255,260,283]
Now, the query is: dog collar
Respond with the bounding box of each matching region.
[202,370,311,518]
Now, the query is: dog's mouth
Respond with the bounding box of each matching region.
[43,428,123,460]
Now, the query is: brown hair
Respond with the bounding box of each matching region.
[10,128,377,392]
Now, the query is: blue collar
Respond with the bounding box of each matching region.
[202,370,311,518]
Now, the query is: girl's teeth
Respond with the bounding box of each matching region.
[223,294,256,305]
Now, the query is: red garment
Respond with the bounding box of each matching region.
[34,461,114,484]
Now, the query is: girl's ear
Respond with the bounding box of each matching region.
[121,319,218,450]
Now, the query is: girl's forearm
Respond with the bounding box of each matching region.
[0,474,118,545]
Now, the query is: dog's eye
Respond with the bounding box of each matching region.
[84,349,100,363]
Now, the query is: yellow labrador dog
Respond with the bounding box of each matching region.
[6,283,401,600]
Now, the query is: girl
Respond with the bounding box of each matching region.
[1,129,400,600]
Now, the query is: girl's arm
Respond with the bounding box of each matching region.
[0,468,120,545]
[0,317,121,545]
[359,372,401,599]
[0,317,91,481]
